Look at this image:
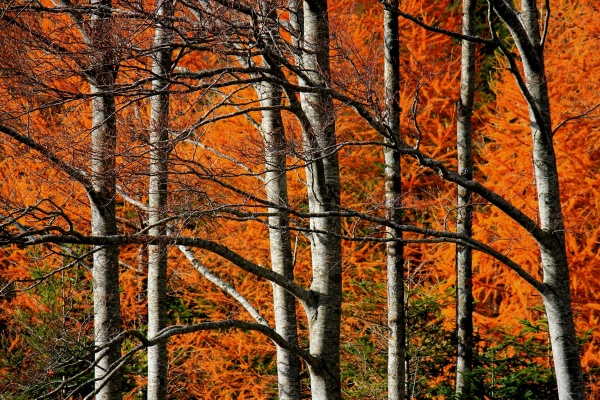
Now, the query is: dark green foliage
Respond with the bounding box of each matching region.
[340,282,456,399]
[405,286,456,399]
[467,318,558,400]
[166,290,212,324]
[0,264,94,399]
[340,279,575,399]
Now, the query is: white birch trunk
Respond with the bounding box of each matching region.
[147,1,173,398]
[243,4,302,395]
[257,80,302,400]
[89,1,121,397]
[383,1,406,399]
[493,1,585,398]
[300,1,342,398]
[455,0,475,395]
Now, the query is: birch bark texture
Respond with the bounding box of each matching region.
[248,4,304,396]
[492,0,585,398]
[257,78,302,400]
[88,0,122,397]
[300,0,343,398]
[147,0,173,398]
[455,0,475,395]
[236,5,302,396]
[249,36,302,399]
[383,1,406,399]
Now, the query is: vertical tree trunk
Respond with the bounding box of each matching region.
[248,4,302,396]
[89,0,121,398]
[235,5,302,396]
[300,1,342,398]
[257,79,302,400]
[493,1,585,398]
[383,1,406,399]
[147,1,173,398]
[528,71,585,400]
[455,0,475,395]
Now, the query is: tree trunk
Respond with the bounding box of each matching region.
[383,1,406,399]
[493,1,585,398]
[256,78,302,399]
[455,0,475,395]
[300,1,342,398]
[240,4,303,396]
[89,1,121,398]
[526,61,586,400]
[147,1,173,398]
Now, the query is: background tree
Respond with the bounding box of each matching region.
[455,0,476,395]
[88,1,123,397]
[382,0,406,398]
[0,0,127,396]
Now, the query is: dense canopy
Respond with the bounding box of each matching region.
[0,0,599,399]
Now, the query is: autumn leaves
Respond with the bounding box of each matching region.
[0,0,599,399]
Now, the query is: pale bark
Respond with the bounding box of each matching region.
[233,4,302,396]
[383,1,406,399]
[455,0,475,395]
[147,0,173,398]
[300,1,342,398]
[256,78,302,400]
[89,0,121,398]
[492,1,585,398]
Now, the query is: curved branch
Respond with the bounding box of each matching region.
[540,0,550,49]
[393,7,495,45]
[68,318,323,399]
[7,233,314,306]
[280,213,545,293]
[0,125,93,192]
[490,0,544,73]
[153,320,321,369]
[485,3,549,136]
[552,102,600,137]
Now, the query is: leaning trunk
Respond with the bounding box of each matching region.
[531,82,584,399]
[89,0,121,397]
[455,0,475,395]
[147,1,173,398]
[300,1,342,398]
[383,1,406,399]
[494,1,585,398]
[527,67,585,400]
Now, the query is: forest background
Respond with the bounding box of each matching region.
[0,0,599,399]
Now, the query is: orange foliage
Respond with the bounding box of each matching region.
[1,0,599,397]
[471,0,600,395]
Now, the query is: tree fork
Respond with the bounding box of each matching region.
[299,0,343,398]
[491,0,585,397]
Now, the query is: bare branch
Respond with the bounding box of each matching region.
[393,6,495,45]
[178,244,270,326]
[0,125,93,194]
[6,233,314,305]
[540,0,550,49]
[552,102,600,137]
